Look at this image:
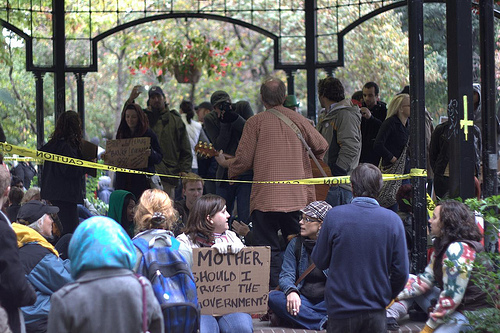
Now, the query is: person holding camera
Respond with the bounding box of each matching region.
[204,91,253,227]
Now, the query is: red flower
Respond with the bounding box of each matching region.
[221,70,226,77]
[186,44,193,49]
[236,61,242,67]
[215,77,220,81]
[141,69,147,74]
[224,47,230,52]
[184,77,189,83]
[158,69,163,75]
[220,61,228,67]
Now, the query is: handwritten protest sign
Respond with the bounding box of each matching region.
[192,247,270,316]
[105,137,150,169]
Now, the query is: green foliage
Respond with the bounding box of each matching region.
[465,196,500,247]
[85,161,108,216]
[462,196,500,332]
[462,251,500,333]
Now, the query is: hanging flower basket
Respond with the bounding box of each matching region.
[132,35,242,83]
[173,65,202,84]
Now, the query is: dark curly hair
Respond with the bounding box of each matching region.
[318,77,345,103]
[48,111,82,148]
[436,200,482,244]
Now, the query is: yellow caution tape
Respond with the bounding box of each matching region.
[3,156,41,162]
[0,142,428,185]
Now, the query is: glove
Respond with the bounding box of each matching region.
[420,324,435,333]
[211,242,228,254]
[230,242,244,254]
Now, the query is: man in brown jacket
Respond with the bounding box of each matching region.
[216,78,328,289]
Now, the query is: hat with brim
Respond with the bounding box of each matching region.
[210,91,230,108]
[148,86,164,97]
[283,95,299,108]
[17,200,59,225]
[300,201,332,221]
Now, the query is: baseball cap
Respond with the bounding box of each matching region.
[17,200,59,225]
[148,86,164,97]
[210,91,230,107]
[300,201,332,221]
[283,95,300,108]
[196,101,214,111]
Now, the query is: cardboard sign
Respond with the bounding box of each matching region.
[192,247,270,316]
[104,137,150,169]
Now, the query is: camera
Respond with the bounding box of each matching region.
[219,101,232,113]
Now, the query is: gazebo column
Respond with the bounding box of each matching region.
[75,72,87,138]
[52,0,66,121]
[408,0,427,273]
[447,0,475,199]
[305,0,317,122]
[285,69,295,96]
[34,71,45,149]
[479,0,499,253]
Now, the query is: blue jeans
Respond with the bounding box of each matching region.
[200,313,253,333]
[327,309,386,333]
[325,186,353,207]
[216,175,252,224]
[268,290,328,330]
[413,287,473,333]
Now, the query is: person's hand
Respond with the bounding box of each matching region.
[128,85,143,103]
[211,242,228,254]
[215,150,230,168]
[232,220,250,237]
[230,242,244,254]
[360,107,372,119]
[419,324,435,333]
[286,291,301,316]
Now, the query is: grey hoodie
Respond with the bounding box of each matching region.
[316,99,361,189]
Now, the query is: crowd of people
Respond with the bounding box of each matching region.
[0,76,496,333]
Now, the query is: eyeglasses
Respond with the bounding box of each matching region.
[301,215,321,223]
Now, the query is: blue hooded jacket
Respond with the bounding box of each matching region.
[69,216,137,279]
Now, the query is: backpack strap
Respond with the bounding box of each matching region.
[133,237,150,255]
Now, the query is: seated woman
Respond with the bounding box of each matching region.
[388,200,491,333]
[132,188,197,332]
[108,190,136,238]
[268,201,331,331]
[132,188,193,269]
[47,216,164,333]
[176,194,253,333]
[13,200,72,333]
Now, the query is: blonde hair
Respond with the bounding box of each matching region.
[386,94,409,119]
[21,187,41,204]
[134,189,177,234]
[182,172,204,189]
